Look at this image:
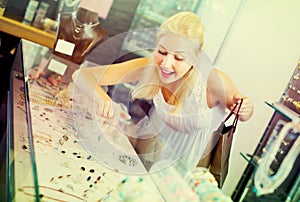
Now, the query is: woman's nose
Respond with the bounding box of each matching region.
[161,54,173,68]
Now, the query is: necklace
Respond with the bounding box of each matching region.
[254,122,300,196]
[71,13,100,40]
[18,185,84,201]
[64,0,80,7]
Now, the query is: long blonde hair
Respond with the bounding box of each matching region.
[131,12,205,113]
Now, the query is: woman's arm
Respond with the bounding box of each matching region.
[72,57,148,99]
[206,68,253,121]
[72,57,149,119]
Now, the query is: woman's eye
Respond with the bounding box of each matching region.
[158,50,167,55]
[175,56,184,61]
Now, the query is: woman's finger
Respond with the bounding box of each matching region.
[120,110,131,120]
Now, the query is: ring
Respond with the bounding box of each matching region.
[33,66,39,71]
[56,75,61,81]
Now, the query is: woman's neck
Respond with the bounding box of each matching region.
[161,86,177,105]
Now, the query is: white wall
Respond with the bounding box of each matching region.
[210,0,300,195]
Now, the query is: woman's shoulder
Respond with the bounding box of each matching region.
[192,67,223,108]
[206,67,226,88]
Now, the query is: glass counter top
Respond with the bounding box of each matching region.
[8,39,167,201]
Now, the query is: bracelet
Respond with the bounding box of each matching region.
[119,154,137,167]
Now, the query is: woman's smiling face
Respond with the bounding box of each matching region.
[154,44,192,84]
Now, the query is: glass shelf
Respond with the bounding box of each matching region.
[265,101,300,122]
[239,152,258,168]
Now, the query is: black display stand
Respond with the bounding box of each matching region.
[232,60,300,202]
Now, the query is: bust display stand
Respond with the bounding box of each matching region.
[52,7,107,64]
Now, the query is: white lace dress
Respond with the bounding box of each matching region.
[137,67,225,173]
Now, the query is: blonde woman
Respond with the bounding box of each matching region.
[72,12,253,173]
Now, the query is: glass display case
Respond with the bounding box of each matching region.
[7,40,165,201]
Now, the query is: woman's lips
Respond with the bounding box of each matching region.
[160,68,174,78]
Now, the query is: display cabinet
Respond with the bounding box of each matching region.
[7,40,166,201]
[232,60,300,202]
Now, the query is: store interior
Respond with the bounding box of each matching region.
[0,0,299,201]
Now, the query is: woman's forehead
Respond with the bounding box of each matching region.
[158,34,190,51]
[157,31,200,63]
[158,44,187,55]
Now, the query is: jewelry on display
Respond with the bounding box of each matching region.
[53,7,106,64]
[281,95,300,112]
[261,120,285,154]
[18,92,25,101]
[72,12,100,40]
[30,90,72,109]
[288,84,300,95]
[15,73,24,80]
[254,122,300,196]
[53,147,95,163]
[28,84,51,96]
[64,0,80,7]
[59,133,70,145]
[32,78,50,90]
[22,144,30,152]
[29,97,58,107]
[47,165,117,200]
[44,107,54,113]
[17,105,26,114]
[18,132,27,143]
[34,131,53,147]
[119,154,138,167]
[293,73,299,80]
[19,86,25,92]
[292,101,300,111]
[97,189,115,202]
[30,90,55,99]
[18,185,84,201]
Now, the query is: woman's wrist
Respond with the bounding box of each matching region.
[238,97,254,122]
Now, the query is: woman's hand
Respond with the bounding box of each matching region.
[230,94,254,122]
[96,100,131,125]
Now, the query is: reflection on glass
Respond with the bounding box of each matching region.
[16,39,166,201]
[0,0,6,16]
[121,0,199,55]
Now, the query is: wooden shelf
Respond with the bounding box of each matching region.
[0,15,56,49]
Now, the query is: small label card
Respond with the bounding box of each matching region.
[48,59,67,75]
[54,39,75,56]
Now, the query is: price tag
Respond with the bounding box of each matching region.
[48,59,67,75]
[54,39,75,56]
